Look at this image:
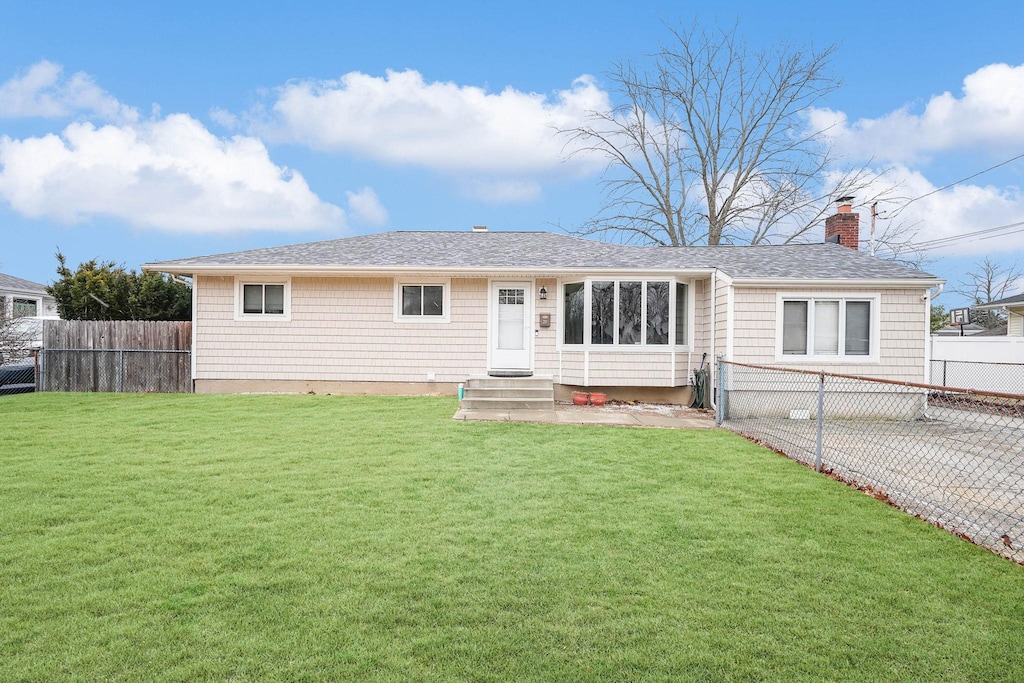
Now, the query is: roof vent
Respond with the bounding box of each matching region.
[472,225,488,232]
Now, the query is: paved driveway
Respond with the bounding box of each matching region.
[725,404,1024,564]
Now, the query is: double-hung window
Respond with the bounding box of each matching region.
[779,295,876,361]
[235,279,290,320]
[562,278,688,347]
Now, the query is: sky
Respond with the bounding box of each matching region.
[2,0,1024,311]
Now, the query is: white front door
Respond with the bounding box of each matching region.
[489,281,533,372]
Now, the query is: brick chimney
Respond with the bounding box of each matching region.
[825,196,859,250]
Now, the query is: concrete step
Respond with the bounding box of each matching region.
[461,374,555,411]
[460,397,555,411]
[466,375,553,390]
[465,387,554,400]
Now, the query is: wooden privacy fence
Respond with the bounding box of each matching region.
[40,320,192,393]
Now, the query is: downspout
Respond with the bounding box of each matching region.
[925,282,944,384]
[708,269,718,409]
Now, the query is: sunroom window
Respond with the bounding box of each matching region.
[563,283,585,344]
[674,282,688,347]
[563,279,687,347]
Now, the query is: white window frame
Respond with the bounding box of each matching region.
[557,276,692,351]
[11,297,41,318]
[234,277,291,321]
[774,292,880,363]
[393,278,451,323]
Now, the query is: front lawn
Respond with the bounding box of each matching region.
[1,393,1022,681]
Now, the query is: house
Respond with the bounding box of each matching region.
[143,201,942,404]
[974,292,1024,337]
[0,273,58,321]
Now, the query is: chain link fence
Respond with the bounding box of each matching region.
[930,358,1024,396]
[39,349,192,393]
[717,360,1024,564]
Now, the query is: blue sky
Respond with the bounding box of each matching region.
[2,1,1024,309]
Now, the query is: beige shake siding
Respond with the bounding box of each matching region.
[687,278,709,362]
[1010,311,1023,337]
[196,275,489,384]
[729,287,928,381]
[586,351,673,386]
[191,268,931,398]
[534,278,559,378]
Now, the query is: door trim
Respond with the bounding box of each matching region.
[486,279,534,373]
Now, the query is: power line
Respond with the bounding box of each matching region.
[886,151,1024,219]
[910,220,1024,252]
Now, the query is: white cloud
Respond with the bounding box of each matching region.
[813,63,1024,163]
[462,178,543,204]
[0,114,345,233]
[209,106,238,129]
[0,60,139,124]
[254,69,609,177]
[345,186,388,226]
[848,165,1024,256]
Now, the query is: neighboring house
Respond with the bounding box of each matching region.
[143,201,942,402]
[933,322,988,337]
[0,272,58,321]
[974,292,1024,337]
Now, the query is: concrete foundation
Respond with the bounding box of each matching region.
[554,384,693,406]
[194,378,695,405]
[194,379,460,396]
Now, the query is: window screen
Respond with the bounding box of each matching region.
[782,301,808,355]
[845,301,871,355]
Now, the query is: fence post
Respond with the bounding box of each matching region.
[942,360,947,387]
[716,358,725,425]
[815,371,824,473]
[117,350,125,393]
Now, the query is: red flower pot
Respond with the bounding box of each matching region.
[572,391,589,406]
[589,392,607,406]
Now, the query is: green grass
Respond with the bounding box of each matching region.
[1,394,1022,682]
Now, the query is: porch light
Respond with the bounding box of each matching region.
[539,286,548,300]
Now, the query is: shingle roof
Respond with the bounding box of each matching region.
[977,292,1024,308]
[0,272,48,294]
[144,230,937,281]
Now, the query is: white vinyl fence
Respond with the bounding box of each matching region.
[930,337,1024,394]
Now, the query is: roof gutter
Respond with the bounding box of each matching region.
[730,277,945,288]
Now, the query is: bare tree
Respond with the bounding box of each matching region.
[0,261,40,366]
[0,302,36,366]
[954,257,1022,329]
[561,22,901,247]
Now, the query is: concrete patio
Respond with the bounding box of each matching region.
[453,402,715,429]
